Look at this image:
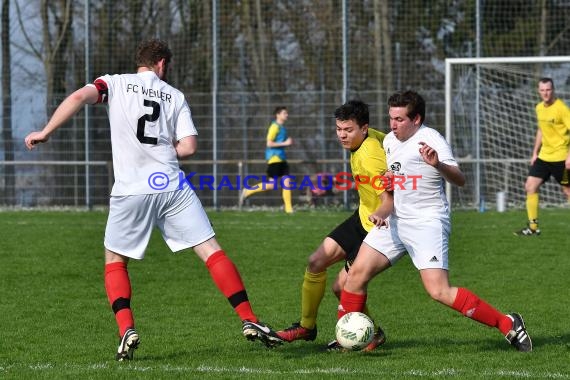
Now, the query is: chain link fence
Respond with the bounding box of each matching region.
[2,0,569,208]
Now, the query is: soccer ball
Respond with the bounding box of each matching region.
[335,312,375,350]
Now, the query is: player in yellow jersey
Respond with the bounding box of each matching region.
[276,100,393,351]
[515,78,570,236]
[240,106,294,213]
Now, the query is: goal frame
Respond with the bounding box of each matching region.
[444,56,570,210]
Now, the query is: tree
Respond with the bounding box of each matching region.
[39,0,74,117]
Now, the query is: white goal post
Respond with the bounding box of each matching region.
[445,56,570,210]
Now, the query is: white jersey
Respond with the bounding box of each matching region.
[383,125,457,221]
[91,71,197,195]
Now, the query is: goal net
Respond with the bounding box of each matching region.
[445,56,570,210]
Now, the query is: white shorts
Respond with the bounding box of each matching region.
[104,188,215,260]
[363,217,450,270]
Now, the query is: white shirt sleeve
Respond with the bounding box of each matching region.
[427,128,457,167]
[174,100,198,141]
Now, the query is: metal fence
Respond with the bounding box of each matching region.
[2,0,569,209]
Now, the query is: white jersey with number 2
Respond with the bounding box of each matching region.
[383,125,458,221]
[90,71,197,196]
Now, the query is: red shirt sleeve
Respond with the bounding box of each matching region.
[93,78,109,104]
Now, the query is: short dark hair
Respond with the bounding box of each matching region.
[538,77,554,89]
[135,39,172,68]
[274,106,288,116]
[334,99,369,127]
[388,91,425,124]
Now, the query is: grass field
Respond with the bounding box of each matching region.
[0,208,569,379]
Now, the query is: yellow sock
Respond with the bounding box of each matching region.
[526,193,539,230]
[300,270,327,329]
[244,182,272,198]
[283,189,293,213]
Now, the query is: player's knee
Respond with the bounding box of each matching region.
[344,266,369,288]
[307,252,326,272]
[343,272,367,293]
[307,245,341,272]
[524,180,541,194]
[524,183,534,193]
[423,283,442,300]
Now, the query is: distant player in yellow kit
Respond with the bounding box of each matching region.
[240,106,294,213]
[515,78,570,236]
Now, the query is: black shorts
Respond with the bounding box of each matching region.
[327,210,368,271]
[266,162,290,178]
[529,158,570,185]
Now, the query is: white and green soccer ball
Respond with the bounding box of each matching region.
[335,312,375,350]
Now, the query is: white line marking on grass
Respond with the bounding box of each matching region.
[29,363,54,370]
[88,363,109,370]
[10,363,570,378]
[491,370,570,379]
[197,365,276,374]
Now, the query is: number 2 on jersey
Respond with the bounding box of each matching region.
[137,99,159,144]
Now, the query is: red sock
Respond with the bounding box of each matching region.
[206,250,257,322]
[338,289,367,319]
[104,262,134,337]
[452,287,512,334]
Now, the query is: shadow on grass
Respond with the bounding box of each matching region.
[270,332,566,358]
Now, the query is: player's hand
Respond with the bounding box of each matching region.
[530,153,538,166]
[418,142,439,167]
[284,137,293,146]
[24,131,49,150]
[368,213,388,228]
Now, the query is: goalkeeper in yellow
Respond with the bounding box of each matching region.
[276,99,392,351]
[515,77,570,236]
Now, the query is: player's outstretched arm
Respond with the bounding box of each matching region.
[24,85,99,150]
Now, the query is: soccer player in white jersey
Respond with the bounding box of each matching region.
[335,91,532,352]
[24,39,283,360]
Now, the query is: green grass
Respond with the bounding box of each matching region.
[0,209,569,379]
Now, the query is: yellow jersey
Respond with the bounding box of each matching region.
[536,98,570,162]
[266,122,288,164]
[367,127,386,146]
[350,128,388,232]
